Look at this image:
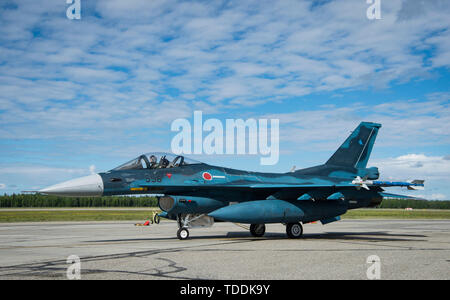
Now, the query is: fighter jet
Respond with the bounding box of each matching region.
[38,122,424,240]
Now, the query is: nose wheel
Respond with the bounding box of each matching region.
[286,222,303,238]
[177,227,189,240]
[176,214,207,240]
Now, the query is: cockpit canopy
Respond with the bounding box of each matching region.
[111,152,201,171]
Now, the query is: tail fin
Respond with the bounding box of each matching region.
[325,122,381,169]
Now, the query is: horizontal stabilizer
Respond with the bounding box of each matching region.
[379,192,425,200]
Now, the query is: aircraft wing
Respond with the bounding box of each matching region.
[230,183,353,188]
[137,181,359,201]
[137,179,424,201]
[137,182,354,190]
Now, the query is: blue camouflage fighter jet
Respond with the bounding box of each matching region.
[38,122,424,240]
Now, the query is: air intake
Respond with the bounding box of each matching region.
[158,196,175,212]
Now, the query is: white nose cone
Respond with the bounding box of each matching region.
[39,174,104,197]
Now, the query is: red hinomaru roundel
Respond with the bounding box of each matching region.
[202,172,212,181]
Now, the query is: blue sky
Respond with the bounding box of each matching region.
[0,0,449,199]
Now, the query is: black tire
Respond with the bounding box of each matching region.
[286,223,303,239]
[154,214,160,224]
[177,228,189,240]
[250,224,266,237]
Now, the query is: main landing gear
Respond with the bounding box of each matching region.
[286,222,303,238]
[249,223,303,239]
[175,216,304,240]
[250,224,266,237]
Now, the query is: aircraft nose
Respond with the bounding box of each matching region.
[39,174,104,197]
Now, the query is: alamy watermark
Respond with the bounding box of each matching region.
[66,0,81,20]
[66,255,81,279]
[366,255,381,279]
[171,111,279,165]
[366,0,381,20]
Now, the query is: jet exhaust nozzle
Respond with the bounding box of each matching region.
[39,174,104,197]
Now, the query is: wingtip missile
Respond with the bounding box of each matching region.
[406,180,425,190]
[351,176,425,190]
[409,179,425,185]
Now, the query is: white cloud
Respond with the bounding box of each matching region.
[89,165,96,174]
[429,194,447,200]
[0,0,449,141]
[264,95,450,150]
[0,164,91,192]
[0,165,87,176]
[371,154,450,200]
[0,0,449,195]
[0,183,6,189]
[411,193,447,201]
[372,154,450,180]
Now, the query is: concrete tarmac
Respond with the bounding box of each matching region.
[0,220,449,279]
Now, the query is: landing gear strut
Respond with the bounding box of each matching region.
[176,213,209,240]
[286,222,303,238]
[250,224,266,237]
[176,214,190,240]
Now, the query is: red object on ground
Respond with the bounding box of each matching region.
[143,220,150,226]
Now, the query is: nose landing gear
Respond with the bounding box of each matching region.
[177,227,189,240]
[176,214,190,240]
[176,213,214,240]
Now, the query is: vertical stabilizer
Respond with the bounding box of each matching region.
[325,122,381,169]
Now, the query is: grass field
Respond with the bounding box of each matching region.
[342,208,450,219]
[0,208,161,223]
[0,208,449,223]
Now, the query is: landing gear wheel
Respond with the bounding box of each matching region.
[286,223,303,239]
[250,224,266,237]
[177,228,189,240]
[154,214,160,224]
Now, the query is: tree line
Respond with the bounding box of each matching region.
[0,194,449,209]
[0,194,158,207]
[379,198,450,209]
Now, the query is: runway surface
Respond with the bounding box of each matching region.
[0,220,449,279]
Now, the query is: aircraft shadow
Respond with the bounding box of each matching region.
[224,231,427,242]
[86,231,427,243]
